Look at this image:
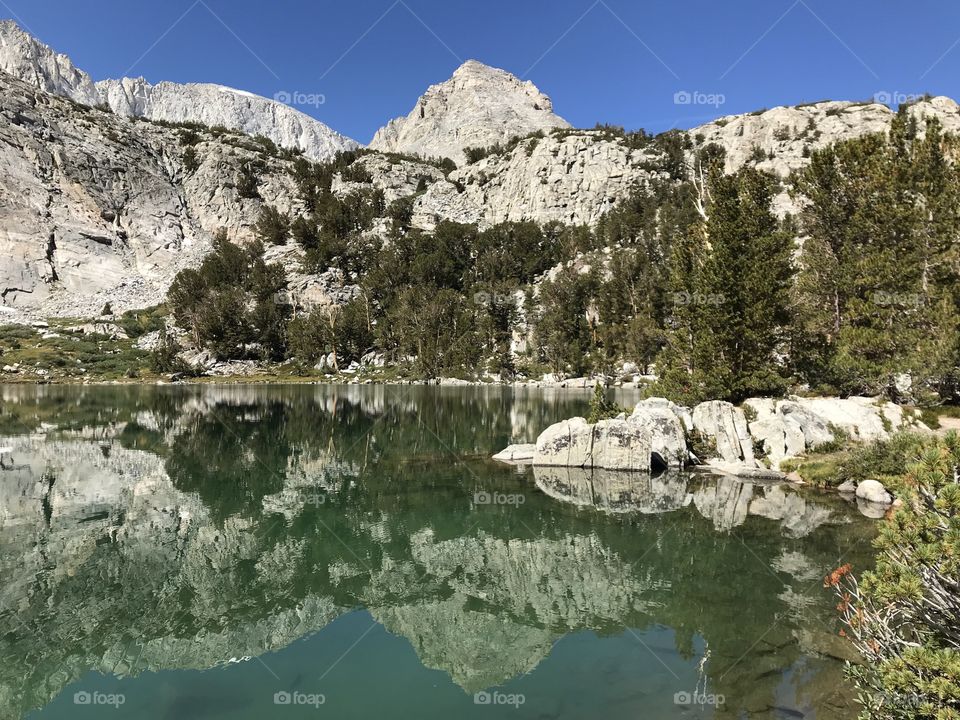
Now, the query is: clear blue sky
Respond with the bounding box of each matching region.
[6,0,960,142]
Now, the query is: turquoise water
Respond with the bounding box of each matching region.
[0,385,875,719]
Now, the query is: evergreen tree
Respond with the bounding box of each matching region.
[658,166,793,403]
[253,206,290,246]
[792,111,960,398]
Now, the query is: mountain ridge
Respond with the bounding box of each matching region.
[0,19,358,161]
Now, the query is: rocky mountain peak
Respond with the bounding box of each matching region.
[0,19,100,105]
[370,60,570,164]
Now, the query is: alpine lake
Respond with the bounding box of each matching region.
[0,384,877,719]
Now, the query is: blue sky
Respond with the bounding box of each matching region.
[6,1,960,142]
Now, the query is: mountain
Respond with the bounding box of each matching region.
[0,19,358,161]
[0,18,99,104]
[370,59,571,164]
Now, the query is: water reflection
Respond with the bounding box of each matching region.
[0,385,873,719]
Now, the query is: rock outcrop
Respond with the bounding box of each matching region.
[692,401,756,465]
[413,129,664,228]
[0,19,99,104]
[370,60,570,164]
[97,77,359,161]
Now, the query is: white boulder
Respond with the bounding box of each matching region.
[629,398,690,468]
[533,418,652,471]
[692,401,755,465]
[855,479,893,506]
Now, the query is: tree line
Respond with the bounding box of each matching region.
[161,108,960,406]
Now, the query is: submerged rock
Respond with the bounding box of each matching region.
[492,444,536,463]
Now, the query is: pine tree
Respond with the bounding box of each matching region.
[792,111,960,399]
[658,166,793,403]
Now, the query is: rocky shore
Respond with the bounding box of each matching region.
[495,394,924,512]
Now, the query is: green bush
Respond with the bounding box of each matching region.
[829,433,960,718]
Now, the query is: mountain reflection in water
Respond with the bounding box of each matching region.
[0,384,874,719]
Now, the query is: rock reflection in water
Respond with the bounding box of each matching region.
[0,385,876,720]
[534,465,838,538]
[534,465,690,514]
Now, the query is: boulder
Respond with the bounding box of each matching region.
[855,479,893,505]
[492,444,535,463]
[533,418,652,471]
[591,419,653,471]
[534,418,594,468]
[629,399,689,468]
[777,401,836,449]
[743,397,806,463]
[837,480,857,494]
[692,401,754,465]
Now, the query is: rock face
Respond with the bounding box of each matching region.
[0,21,357,161]
[97,77,359,161]
[370,60,570,164]
[0,20,100,104]
[413,129,663,228]
[0,71,303,316]
[690,102,893,178]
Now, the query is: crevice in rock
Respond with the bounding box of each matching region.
[45,232,58,281]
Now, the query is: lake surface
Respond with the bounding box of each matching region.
[0,384,876,719]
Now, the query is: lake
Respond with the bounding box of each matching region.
[0,384,876,719]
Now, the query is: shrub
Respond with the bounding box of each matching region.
[253,206,290,246]
[828,433,960,719]
[587,382,625,423]
[236,162,261,199]
[183,146,200,174]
